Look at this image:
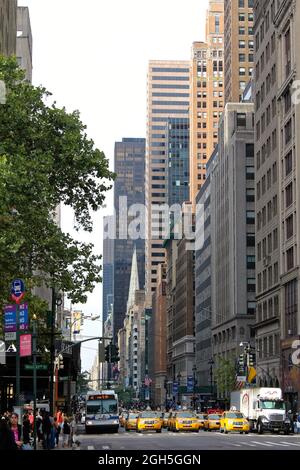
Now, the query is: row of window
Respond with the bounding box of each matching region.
[256,162,277,200]
[255,1,275,52]
[257,334,280,360]
[255,32,276,80]
[239,39,254,50]
[238,0,254,8]
[196,80,223,89]
[257,295,279,323]
[257,263,279,293]
[256,128,277,170]
[257,195,278,231]
[257,228,278,261]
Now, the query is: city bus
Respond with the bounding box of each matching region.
[85,390,119,433]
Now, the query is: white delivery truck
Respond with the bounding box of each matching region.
[230,387,291,434]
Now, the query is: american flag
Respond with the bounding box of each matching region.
[144,375,152,387]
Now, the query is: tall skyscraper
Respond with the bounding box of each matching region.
[189,0,224,204]
[102,216,114,327]
[113,138,145,339]
[16,6,32,82]
[254,0,281,391]
[0,0,17,56]
[211,103,256,363]
[146,60,190,299]
[224,0,254,104]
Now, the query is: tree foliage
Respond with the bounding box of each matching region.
[0,56,114,312]
[215,356,237,399]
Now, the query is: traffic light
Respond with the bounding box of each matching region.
[105,344,111,363]
[112,345,120,362]
[248,352,255,367]
[98,341,105,363]
[238,353,245,373]
[58,354,64,369]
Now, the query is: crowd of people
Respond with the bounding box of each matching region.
[0,409,78,450]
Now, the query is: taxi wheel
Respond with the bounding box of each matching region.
[156,429,162,433]
[239,432,243,434]
[245,431,249,434]
[220,427,224,433]
[136,429,141,433]
[224,427,228,434]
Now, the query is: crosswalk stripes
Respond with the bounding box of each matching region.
[280,441,300,447]
[245,441,273,447]
[240,442,256,447]
[265,441,289,447]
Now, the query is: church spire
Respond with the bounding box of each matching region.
[127,246,139,311]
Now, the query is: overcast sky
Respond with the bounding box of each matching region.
[18,0,208,371]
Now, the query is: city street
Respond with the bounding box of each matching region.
[75,425,300,451]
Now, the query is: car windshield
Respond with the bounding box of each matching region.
[197,414,206,419]
[225,413,244,419]
[129,414,138,419]
[86,399,118,415]
[140,412,158,418]
[209,414,220,420]
[260,400,285,410]
[177,413,195,418]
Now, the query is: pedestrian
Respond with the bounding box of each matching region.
[42,411,52,450]
[0,417,18,450]
[36,411,43,444]
[22,413,31,446]
[297,412,300,434]
[62,417,71,448]
[9,413,23,449]
[53,417,61,447]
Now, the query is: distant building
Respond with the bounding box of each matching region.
[102,215,114,327]
[0,0,17,56]
[16,6,32,82]
[113,138,145,340]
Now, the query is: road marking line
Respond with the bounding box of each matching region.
[87,446,95,450]
[240,442,256,447]
[250,441,273,447]
[230,444,242,447]
[102,446,111,449]
[265,441,290,447]
[281,442,300,447]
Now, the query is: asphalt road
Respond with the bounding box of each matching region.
[75,425,300,450]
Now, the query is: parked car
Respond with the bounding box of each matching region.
[220,411,250,434]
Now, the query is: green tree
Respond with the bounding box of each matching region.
[0,57,114,318]
[215,356,237,404]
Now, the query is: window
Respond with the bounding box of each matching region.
[257,243,262,262]
[273,228,278,250]
[247,255,256,269]
[285,119,292,144]
[246,143,254,158]
[285,279,297,336]
[247,233,255,247]
[268,266,273,288]
[286,247,294,270]
[268,233,272,254]
[246,211,255,224]
[273,195,278,216]
[246,166,254,180]
[239,40,246,49]
[286,183,293,208]
[247,188,255,202]
[286,214,293,239]
[239,53,246,62]
[274,263,279,284]
[285,28,291,78]
[247,302,256,315]
[239,67,246,76]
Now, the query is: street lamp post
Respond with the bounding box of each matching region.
[192,365,197,411]
[177,373,181,406]
[208,358,214,400]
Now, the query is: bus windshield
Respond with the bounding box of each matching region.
[260,400,285,410]
[86,399,118,415]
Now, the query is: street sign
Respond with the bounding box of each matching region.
[19,302,29,330]
[236,376,246,382]
[20,334,32,357]
[187,376,194,393]
[11,279,25,304]
[4,305,17,332]
[173,381,178,394]
[5,332,16,341]
[25,364,48,370]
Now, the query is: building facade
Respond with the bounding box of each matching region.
[224,0,254,104]
[195,148,218,389]
[274,0,300,411]
[211,104,256,381]
[145,60,190,299]
[113,138,145,340]
[102,215,114,327]
[16,6,32,82]
[0,0,17,56]
[254,0,282,392]
[189,0,224,204]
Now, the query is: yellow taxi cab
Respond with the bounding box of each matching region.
[196,413,208,429]
[119,411,128,427]
[204,413,222,431]
[169,411,200,432]
[136,411,162,433]
[220,411,250,434]
[124,412,139,431]
[163,412,172,428]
